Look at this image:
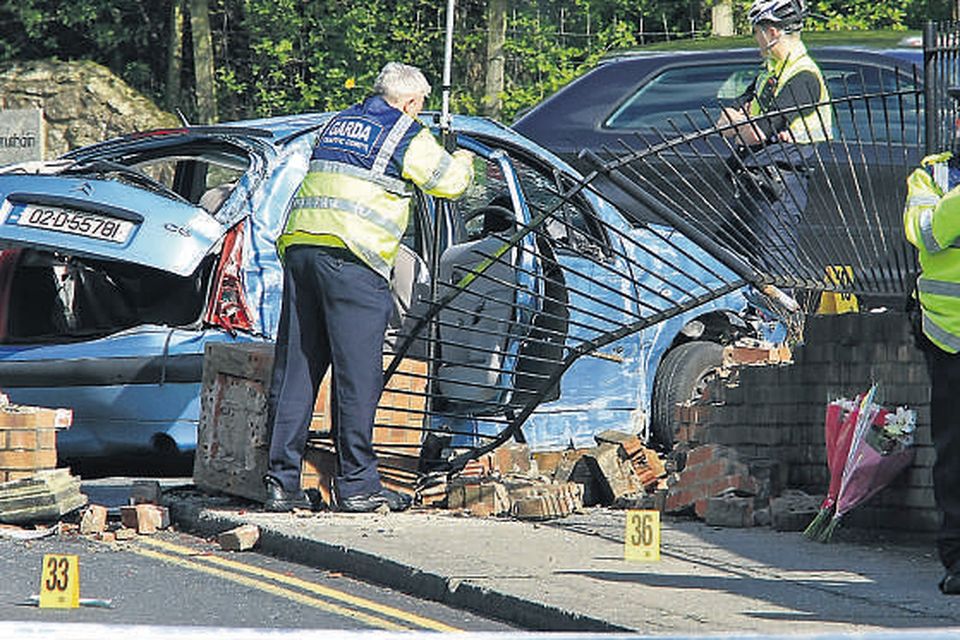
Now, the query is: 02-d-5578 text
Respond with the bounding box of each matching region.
[16,205,134,243]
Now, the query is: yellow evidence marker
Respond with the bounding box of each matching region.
[39,554,80,608]
[624,510,661,561]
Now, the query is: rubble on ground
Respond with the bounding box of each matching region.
[0,468,87,525]
[415,430,672,521]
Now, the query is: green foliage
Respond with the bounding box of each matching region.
[0,0,953,125]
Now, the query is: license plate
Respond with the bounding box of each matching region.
[15,205,135,243]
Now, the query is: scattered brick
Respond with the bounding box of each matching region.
[120,504,169,534]
[665,444,760,518]
[218,523,260,551]
[114,527,137,541]
[447,478,510,517]
[510,482,583,520]
[79,504,108,535]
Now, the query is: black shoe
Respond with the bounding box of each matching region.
[263,476,316,513]
[941,570,960,595]
[337,488,412,513]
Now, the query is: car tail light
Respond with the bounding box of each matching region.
[204,221,253,333]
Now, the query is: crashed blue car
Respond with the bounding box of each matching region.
[0,114,780,465]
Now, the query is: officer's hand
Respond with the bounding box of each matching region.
[453,149,474,163]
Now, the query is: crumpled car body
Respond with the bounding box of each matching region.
[0,114,778,463]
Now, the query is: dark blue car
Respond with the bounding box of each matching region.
[514,46,923,220]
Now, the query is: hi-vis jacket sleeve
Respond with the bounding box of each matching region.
[931,187,960,252]
[905,152,960,254]
[400,128,474,199]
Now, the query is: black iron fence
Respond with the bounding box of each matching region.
[924,20,960,154]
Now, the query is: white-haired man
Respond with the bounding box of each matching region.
[263,62,474,513]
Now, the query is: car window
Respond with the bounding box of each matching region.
[603,58,921,144]
[135,155,246,207]
[819,62,920,144]
[458,155,516,240]
[509,154,608,253]
[604,62,759,133]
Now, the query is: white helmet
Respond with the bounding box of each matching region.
[748,0,805,32]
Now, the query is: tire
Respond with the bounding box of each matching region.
[650,341,724,451]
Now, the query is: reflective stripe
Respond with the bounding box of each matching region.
[291,195,404,238]
[372,115,415,176]
[346,241,392,278]
[920,208,943,253]
[421,152,452,192]
[918,278,960,298]
[908,195,941,207]
[934,162,951,193]
[308,160,412,196]
[924,314,960,352]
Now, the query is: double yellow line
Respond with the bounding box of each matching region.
[120,536,461,631]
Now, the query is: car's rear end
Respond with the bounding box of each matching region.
[0,127,295,463]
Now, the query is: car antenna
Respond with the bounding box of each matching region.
[176,108,192,127]
[440,0,456,151]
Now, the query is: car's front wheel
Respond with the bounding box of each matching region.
[649,340,724,451]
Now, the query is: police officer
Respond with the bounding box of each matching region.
[263,62,474,513]
[716,0,832,274]
[904,151,960,593]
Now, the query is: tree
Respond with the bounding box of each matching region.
[166,0,185,114]
[483,0,507,118]
[189,0,218,123]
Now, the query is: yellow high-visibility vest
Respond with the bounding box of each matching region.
[749,43,832,144]
[278,97,473,280]
[903,151,960,353]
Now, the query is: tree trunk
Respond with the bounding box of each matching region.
[166,0,184,114]
[482,0,506,119]
[189,0,218,123]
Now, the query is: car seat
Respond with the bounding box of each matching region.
[435,224,519,411]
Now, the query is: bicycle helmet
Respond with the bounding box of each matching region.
[748,0,805,32]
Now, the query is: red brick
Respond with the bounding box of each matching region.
[686,444,719,468]
[0,449,56,470]
[6,429,37,450]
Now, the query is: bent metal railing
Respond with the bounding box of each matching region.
[307,77,926,490]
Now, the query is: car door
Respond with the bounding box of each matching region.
[427,135,544,419]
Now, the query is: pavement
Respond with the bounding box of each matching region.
[144,482,960,637]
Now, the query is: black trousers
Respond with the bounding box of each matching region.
[920,334,960,570]
[727,167,809,276]
[265,245,393,500]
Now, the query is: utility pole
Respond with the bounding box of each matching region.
[483,0,507,119]
[190,0,218,124]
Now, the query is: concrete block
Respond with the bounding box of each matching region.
[594,430,644,459]
[583,443,642,504]
[704,495,754,528]
[770,490,821,531]
[218,523,261,551]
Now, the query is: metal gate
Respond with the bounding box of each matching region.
[924,20,960,154]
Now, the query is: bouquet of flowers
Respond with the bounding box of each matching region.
[803,385,916,542]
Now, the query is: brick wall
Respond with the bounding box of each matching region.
[687,311,937,534]
[0,404,72,483]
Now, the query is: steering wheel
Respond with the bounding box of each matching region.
[463,205,516,240]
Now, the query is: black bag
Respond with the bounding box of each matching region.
[733,164,785,201]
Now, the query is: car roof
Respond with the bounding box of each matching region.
[595,45,920,68]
